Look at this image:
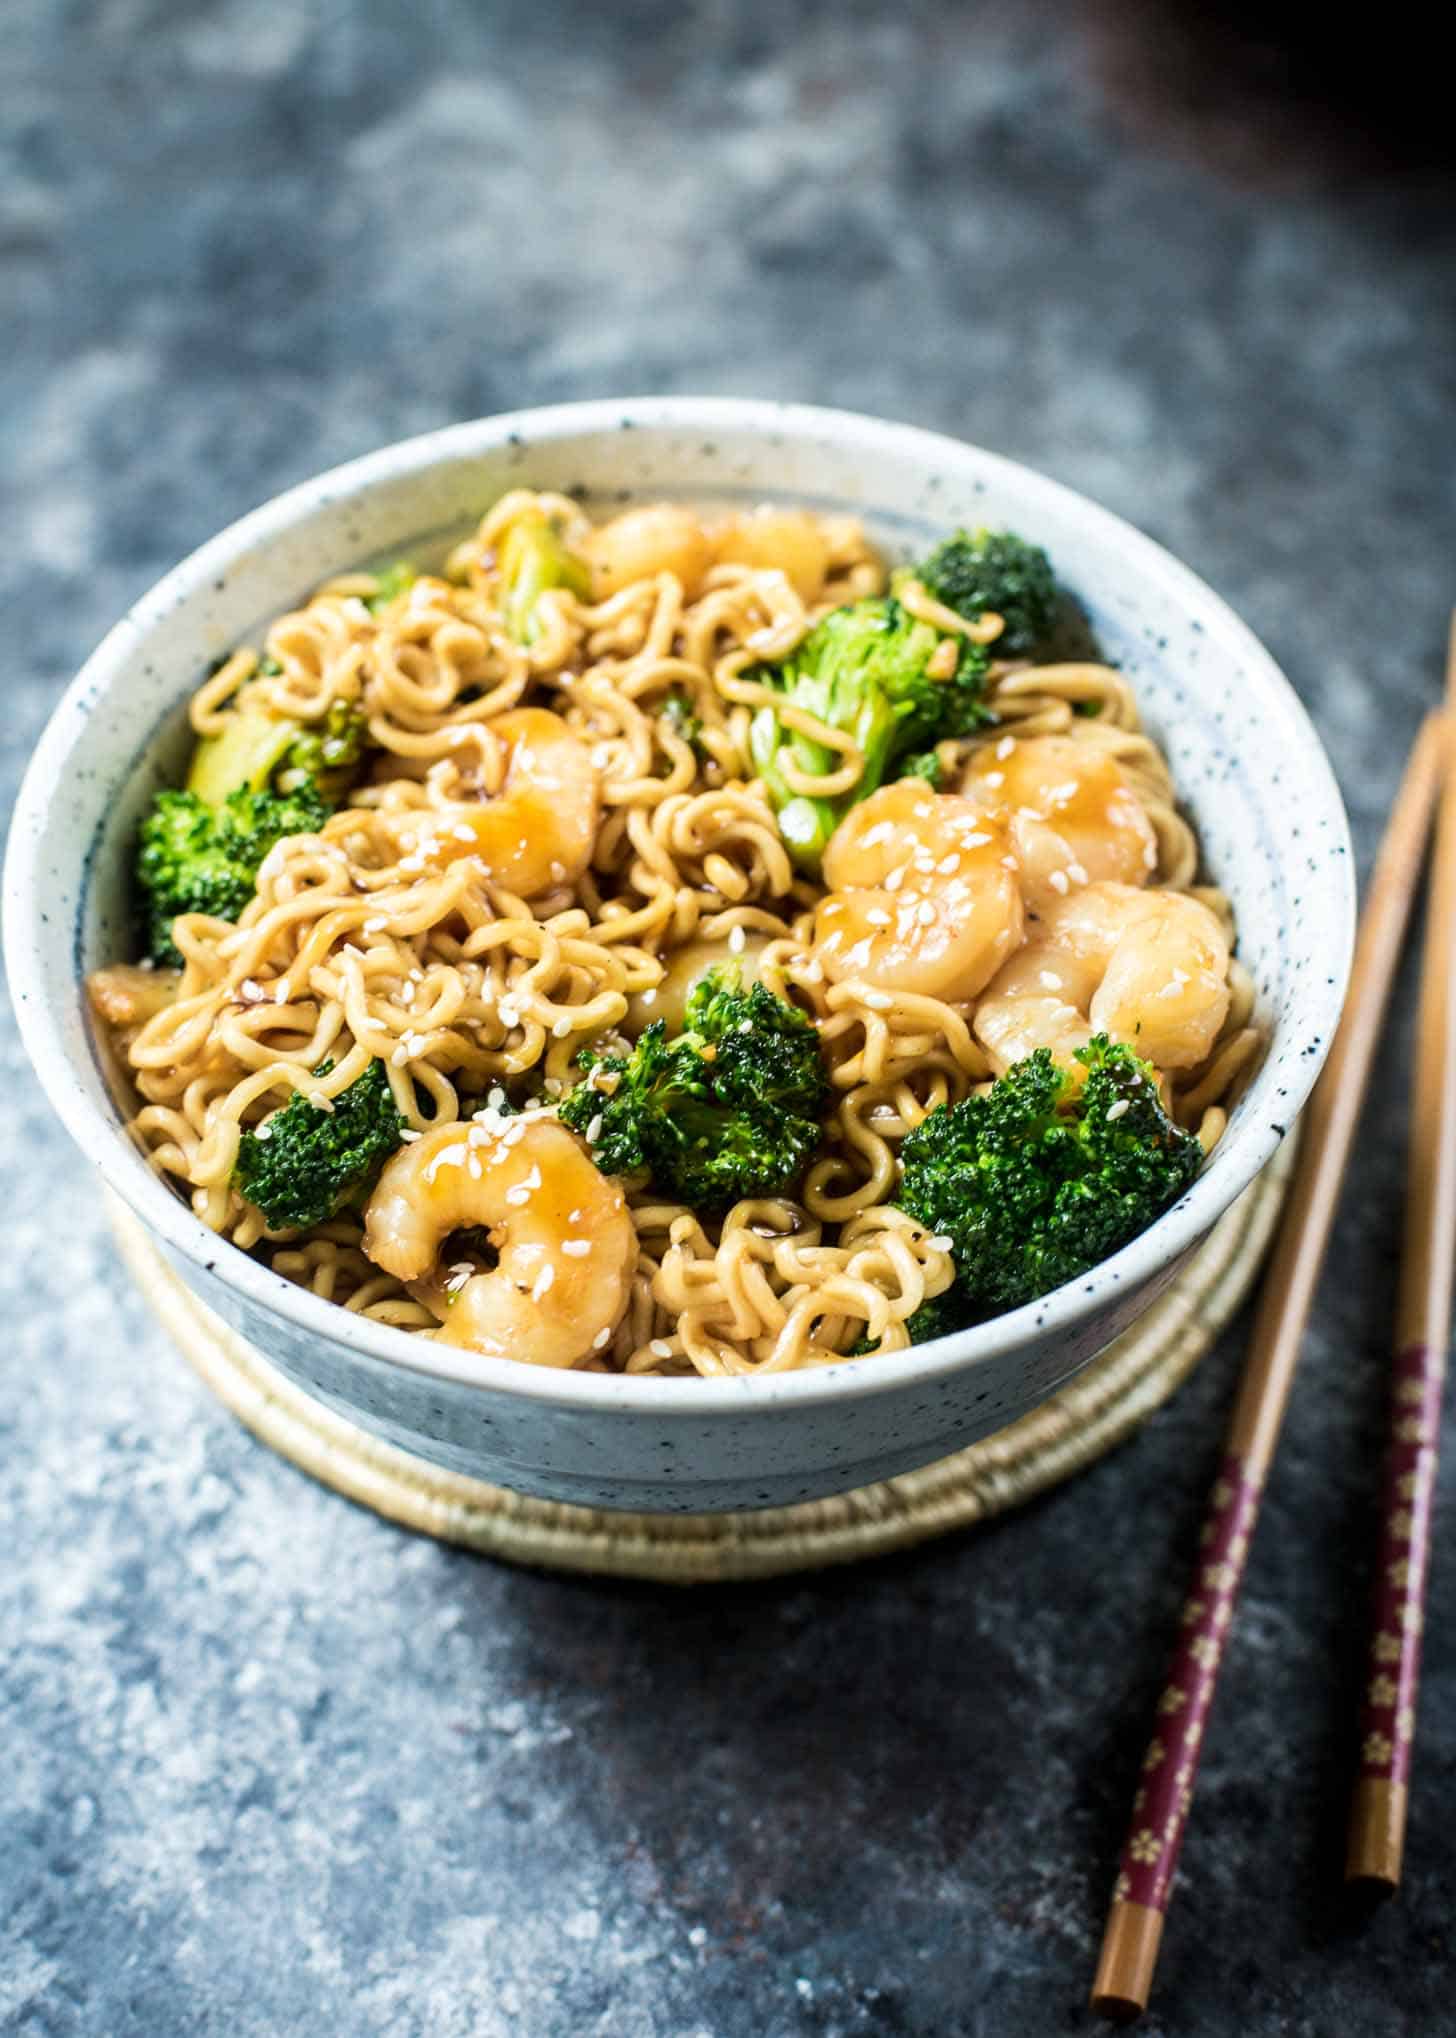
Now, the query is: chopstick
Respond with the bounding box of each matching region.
[1346,619,1456,1891]
[1090,703,1450,2022]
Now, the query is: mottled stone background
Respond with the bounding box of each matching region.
[4,4,1455,2034]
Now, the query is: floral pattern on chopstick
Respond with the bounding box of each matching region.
[1115,1454,1263,1913]
[1355,1340,1443,1789]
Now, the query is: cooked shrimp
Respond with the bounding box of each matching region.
[974,881,1231,1074]
[413,707,599,896]
[86,964,181,1028]
[583,504,715,600]
[812,781,1024,1001]
[961,734,1158,912]
[713,508,831,603]
[363,1115,637,1367]
[625,932,771,1035]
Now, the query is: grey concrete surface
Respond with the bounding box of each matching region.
[4,4,1454,2032]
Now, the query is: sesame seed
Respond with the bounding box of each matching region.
[981,770,1005,789]
[640,987,658,1007]
[254,1122,273,1142]
[915,900,936,927]
[593,1327,612,1350]
[651,1339,673,1358]
[1047,870,1070,895]
[1067,861,1089,885]
[505,1184,531,1206]
[561,1239,591,1257]
[1106,1099,1130,1122]
[364,916,388,934]
[586,1114,604,1144]
[996,735,1016,760]
[728,924,746,954]
[865,907,891,928]
[928,1234,955,1252]
[238,978,264,1004]
[531,1263,555,1300]
[860,989,892,1012]
[453,824,476,844]
[398,1127,421,1143]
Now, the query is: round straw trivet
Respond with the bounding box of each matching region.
[106,1139,1292,1583]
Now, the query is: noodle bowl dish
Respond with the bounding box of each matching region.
[5,402,1353,1511]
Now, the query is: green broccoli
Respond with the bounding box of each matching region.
[234,1059,405,1231]
[498,509,591,643]
[138,673,370,965]
[913,526,1059,658]
[136,782,330,966]
[274,698,369,798]
[365,560,417,613]
[749,596,991,872]
[559,965,828,1212]
[897,1036,1202,1317]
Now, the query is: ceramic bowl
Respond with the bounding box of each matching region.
[4,400,1354,1512]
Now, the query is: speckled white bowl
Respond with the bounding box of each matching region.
[5,400,1353,1512]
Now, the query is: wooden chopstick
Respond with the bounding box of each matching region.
[1346,618,1456,1890]
[1090,704,1450,2022]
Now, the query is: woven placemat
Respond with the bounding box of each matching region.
[106,1140,1292,1582]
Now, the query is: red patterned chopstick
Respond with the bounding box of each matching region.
[1346,620,1456,1889]
[1091,706,1450,2020]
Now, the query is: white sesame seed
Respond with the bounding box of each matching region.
[728,924,746,954]
[860,989,892,1012]
[561,1239,591,1257]
[254,1122,273,1142]
[364,916,388,934]
[1067,861,1089,885]
[640,987,658,1007]
[651,1339,673,1358]
[274,981,291,1003]
[1047,869,1070,895]
[453,824,476,844]
[915,900,936,927]
[981,770,1004,788]
[927,1234,955,1252]
[1106,1098,1131,1122]
[593,1327,612,1350]
[531,1262,555,1300]
[996,735,1016,760]
[505,1184,531,1206]
[586,1114,604,1144]
[398,1127,421,1143]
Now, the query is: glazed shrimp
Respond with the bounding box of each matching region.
[961,734,1158,912]
[583,504,716,600]
[413,707,599,896]
[974,881,1231,1075]
[363,1115,637,1367]
[812,780,1024,1000]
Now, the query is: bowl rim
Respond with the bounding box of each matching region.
[4,396,1355,1416]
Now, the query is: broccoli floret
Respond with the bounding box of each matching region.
[498,509,591,643]
[365,560,417,613]
[559,965,828,1212]
[136,782,330,965]
[898,1036,1202,1316]
[276,698,369,795]
[899,748,944,789]
[914,526,1059,658]
[235,1059,405,1231]
[141,675,368,964]
[749,597,991,872]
